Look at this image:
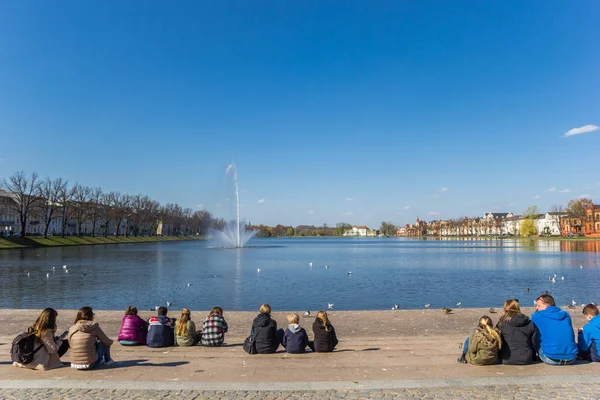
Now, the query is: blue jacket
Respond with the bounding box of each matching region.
[282,324,309,353]
[578,315,600,362]
[146,315,176,348]
[531,306,578,360]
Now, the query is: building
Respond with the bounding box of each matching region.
[536,212,564,236]
[583,204,600,237]
[344,226,369,237]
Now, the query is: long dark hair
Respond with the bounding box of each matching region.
[32,308,58,337]
[125,305,138,316]
[74,306,94,324]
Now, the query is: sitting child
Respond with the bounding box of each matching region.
[175,308,202,347]
[308,311,338,352]
[118,306,148,346]
[200,307,228,347]
[147,306,176,348]
[282,313,309,354]
[578,304,600,362]
[458,315,501,365]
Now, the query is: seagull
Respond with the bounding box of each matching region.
[155,306,160,311]
[489,308,497,314]
[424,304,431,309]
[551,276,556,283]
[303,311,311,318]
[442,307,453,314]
[167,301,173,307]
[456,302,462,308]
[328,303,334,309]
[46,273,50,278]
[325,265,329,270]
[62,265,67,270]
[187,283,191,287]
[392,304,399,310]
[309,262,312,267]
[27,272,30,277]
[65,269,69,274]
[526,288,530,292]
[572,300,577,307]
[52,266,55,271]
[347,271,352,275]
[580,265,584,269]
[257,268,262,273]
[561,276,565,281]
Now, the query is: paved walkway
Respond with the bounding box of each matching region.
[1,377,599,399]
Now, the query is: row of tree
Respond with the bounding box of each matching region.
[0,171,223,238]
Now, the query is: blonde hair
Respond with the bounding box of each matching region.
[208,306,223,318]
[479,315,501,350]
[316,310,331,332]
[259,304,272,315]
[498,299,521,326]
[287,313,299,324]
[175,308,191,337]
[32,308,58,338]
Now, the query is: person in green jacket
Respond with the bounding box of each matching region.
[458,315,501,365]
[175,308,202,346]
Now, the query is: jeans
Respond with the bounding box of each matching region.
[462,337,469,355]
[538,347,574,365]
[90,341,111,369]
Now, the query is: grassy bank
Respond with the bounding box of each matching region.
[0,235,204,250]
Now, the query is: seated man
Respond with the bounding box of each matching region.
[531,294,578,365]
[147,306,176,348]
[578,304,600,362]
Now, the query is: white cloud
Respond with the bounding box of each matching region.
[533,195,540,199]
[428,211,440,216]
[432,194,440,199]
[307,210,314,215]
[346,197,354,201]
[439,187,449,192]
[341,211,354,216]
[563,124,599,137]
[578,194,591,199]
[257,199,265,204]
[196,204,204,209]
[404,205,411,210]
[546,188,556,192]
[559,189,571,193]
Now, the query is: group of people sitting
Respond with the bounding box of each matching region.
[458,294,600,366]
[11,303,338,371]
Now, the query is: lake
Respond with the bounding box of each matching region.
[1,238,599,311]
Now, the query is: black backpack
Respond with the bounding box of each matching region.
[10,328,44,364]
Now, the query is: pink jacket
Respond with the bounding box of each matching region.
[118,315,148,344]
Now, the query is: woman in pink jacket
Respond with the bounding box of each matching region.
[117,306,148,345]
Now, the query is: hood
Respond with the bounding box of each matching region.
[288,323,301,334]
[254,313,272,328]
[505,313,531,328]
[149,315,174,326]
[75,320,99,333]
[539,306,570,321]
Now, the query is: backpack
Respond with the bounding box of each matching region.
[10,328,44,364]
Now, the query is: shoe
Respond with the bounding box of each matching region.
[104,359,115,367]
[457,355,467,364]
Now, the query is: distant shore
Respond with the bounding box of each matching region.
[0,235,205,250]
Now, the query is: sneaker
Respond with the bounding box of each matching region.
[457,355,467,364]
[104,359,115,367]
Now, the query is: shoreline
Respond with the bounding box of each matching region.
[0,235,205,250]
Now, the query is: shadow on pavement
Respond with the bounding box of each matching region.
[112,359,190,369]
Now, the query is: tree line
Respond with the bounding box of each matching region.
[0,171,224,238]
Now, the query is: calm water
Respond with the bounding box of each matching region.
[1,238,600,311]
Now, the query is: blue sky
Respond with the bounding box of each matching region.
[1,1,599,227]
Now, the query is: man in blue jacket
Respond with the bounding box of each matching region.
[146,306,176,348]
[531,294,578,365]
[578,304,600,362]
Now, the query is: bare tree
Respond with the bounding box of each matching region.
[72,184,92,236]
[1,171,42,237]
[57,182,77,237]
[107,192,130,237]
[550,204,565,214]
[87,187,103,237]
[36,177,65,237]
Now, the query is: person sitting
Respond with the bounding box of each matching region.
[200,307,229,347]
[147,306,176,348]
[577,303,600,362]
[308,311,338,353]
[531,294,578,365]
[282,313,309,354]
[175,308,202,347]
[117,306,148,346]
[250,304,283,354]
[496,299,537,365]
[13,308,70,371]
[68,307,115,370]
[458,315,501,365]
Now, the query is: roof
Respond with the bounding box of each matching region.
[354,226,368,229]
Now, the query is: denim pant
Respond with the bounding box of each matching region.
[462,337,469,355]
[538,347,574,365]
[90,341,111,369]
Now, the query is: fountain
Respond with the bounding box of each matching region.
[214,163,258,248]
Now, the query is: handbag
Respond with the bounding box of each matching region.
[243,327,261,354]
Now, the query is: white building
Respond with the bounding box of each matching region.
[535,212,564,236]
[343,225,375,237]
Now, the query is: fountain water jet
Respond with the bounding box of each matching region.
[214,163,258,248]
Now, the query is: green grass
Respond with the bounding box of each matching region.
[0,235,204,250]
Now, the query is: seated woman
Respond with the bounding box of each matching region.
[118,306,148,346]
[250,304,283,354]
[13,308,69,371]
[458,315,501,365]
[175,308,202,346]
[68,307,115,370]
[308,311,338,352]
[200,307,229,347]
[496,299,537,365]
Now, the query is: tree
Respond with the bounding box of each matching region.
[524,205,540,218]
[57,182,77,237]
[1,171,42,237]
[72,183,91,236]
[520,218,537,237]
[335,222,352,236]
[87,188,104,237]
[550,204,565,213]
[566,198,593,218]
[379,221,397,237]
[36,177,64,237]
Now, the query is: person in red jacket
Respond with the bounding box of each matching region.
[118,306,148,346]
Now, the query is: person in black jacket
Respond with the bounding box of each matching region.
[308,311,338,352]
[250,304,283,354]
[282,313,309,353]
[496,299,537,365]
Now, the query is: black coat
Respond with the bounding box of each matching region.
[312,319,338,352]
[497,313,537,365]
[252,314,279,354]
